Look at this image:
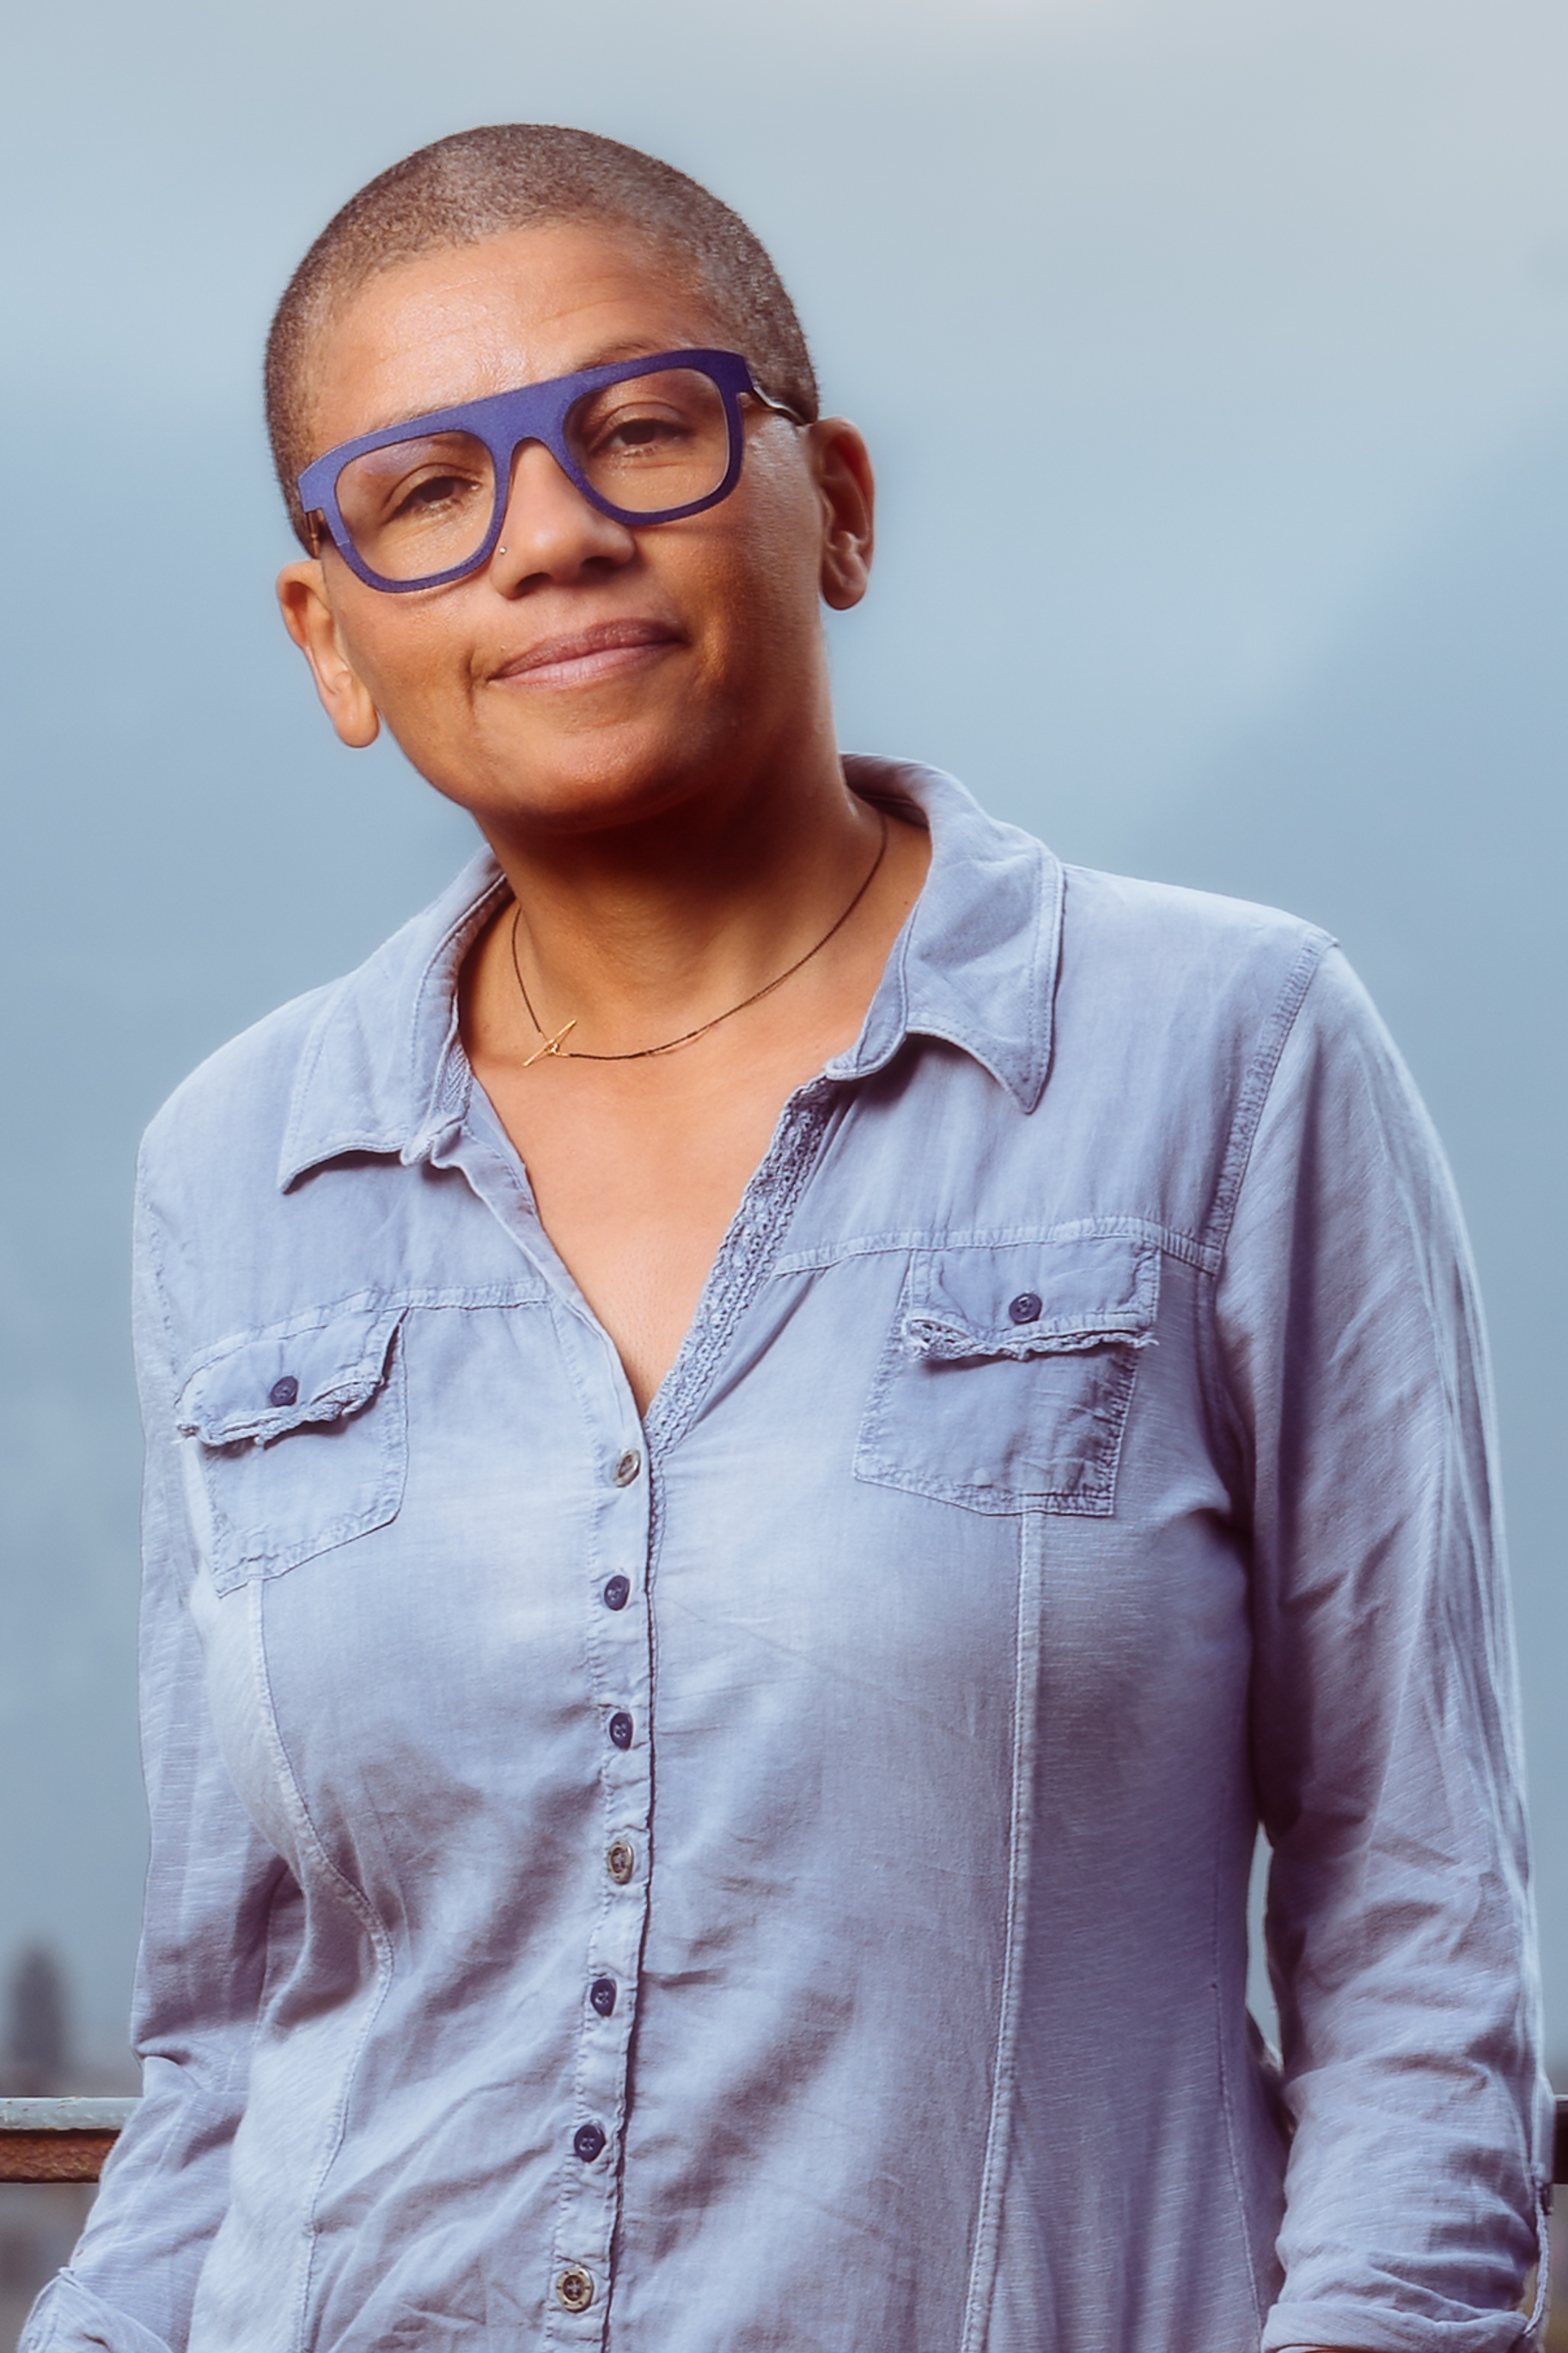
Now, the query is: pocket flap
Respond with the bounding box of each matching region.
[903,1235,1158,1362]
[176,1305,405,1448]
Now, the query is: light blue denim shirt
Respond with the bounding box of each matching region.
[25,759,1549,2353]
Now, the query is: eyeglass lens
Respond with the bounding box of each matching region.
[333,366,733,580]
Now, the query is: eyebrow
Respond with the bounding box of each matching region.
[345,337,711,446]
[576,337,677,367]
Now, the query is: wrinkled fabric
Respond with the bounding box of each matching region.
[23,758,1550,2353]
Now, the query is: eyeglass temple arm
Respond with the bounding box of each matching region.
[748,384,809,425]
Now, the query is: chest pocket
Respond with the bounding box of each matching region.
[174,1302,408,1592]
[855,1235,1158,1515]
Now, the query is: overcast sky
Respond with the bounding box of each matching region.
[3,0,1566,2067]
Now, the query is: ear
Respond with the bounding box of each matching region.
[807,419,875,613]
[276,559,381,749]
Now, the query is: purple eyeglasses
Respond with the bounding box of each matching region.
[296,347,802,593]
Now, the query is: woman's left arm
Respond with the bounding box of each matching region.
[1212,945,1551,2353]
[19,1145,301,2353]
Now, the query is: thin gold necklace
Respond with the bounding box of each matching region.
[509,807,890,1066]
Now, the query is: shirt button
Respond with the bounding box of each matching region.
[1008,1291,1043,1325]
[572,2122,607,2163]
[602,1575,631,1611]
[606,1839,636,1885]
[589,1975,618,2016]
[553,2267,595,2313]
[268,1375,299,1408]
[608,1711,633,1750]
[613,1448,642,1488]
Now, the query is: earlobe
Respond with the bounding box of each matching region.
[811,421,876,614]
[276,560,381,749]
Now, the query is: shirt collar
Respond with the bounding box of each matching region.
[833,756,1061,1110]
[278,756,1063,1190]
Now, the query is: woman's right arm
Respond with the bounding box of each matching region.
[20,1157,299,2353]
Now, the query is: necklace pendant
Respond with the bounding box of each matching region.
[522,1018,577,1068]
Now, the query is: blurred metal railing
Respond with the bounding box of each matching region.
[3,2093,1568,2187]
[0,2099,140,2182]
[3,2099,1568,2183]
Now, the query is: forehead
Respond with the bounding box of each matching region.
[303,220,723,457]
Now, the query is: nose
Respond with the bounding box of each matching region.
[487,439,636,590]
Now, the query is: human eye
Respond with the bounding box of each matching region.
[386,461,485,523]
[336,431,495,578]
[567,370,729,510]
[582,394,693,464]
[357,436,487,522]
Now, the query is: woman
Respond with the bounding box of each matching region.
[24,125,1548,2353]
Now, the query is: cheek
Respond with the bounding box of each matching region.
[687,482,826,656]
[343,606,473,727]
[745,451,828,584]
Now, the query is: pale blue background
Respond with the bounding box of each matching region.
[2,0,1565,2069]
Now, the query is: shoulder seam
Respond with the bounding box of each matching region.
[1199,925,1334,1265]
[132,1144,183,1405]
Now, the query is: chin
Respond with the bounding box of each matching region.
[464,728,726,839]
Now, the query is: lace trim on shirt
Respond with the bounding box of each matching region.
[643,1080,837,1457]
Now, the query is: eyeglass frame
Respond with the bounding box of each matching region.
[295,346,803,595]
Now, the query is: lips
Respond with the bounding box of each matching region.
[491,618,682,684]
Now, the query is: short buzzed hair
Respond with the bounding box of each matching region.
[265,124,821,548]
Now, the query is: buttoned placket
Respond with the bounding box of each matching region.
[422,1096,659,2344]
[438,1061,845,2340]
[545,1420,654,2343]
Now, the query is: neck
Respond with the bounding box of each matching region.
[472,725,888,1059]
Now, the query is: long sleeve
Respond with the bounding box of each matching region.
[1211,946,1552,2351]
[20,1159,299,2353]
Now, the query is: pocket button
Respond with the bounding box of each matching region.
[1008,1292,1043,1324]
[268,1374,300,1407]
